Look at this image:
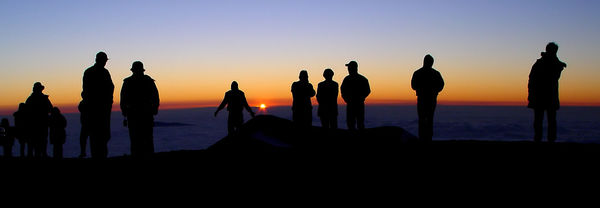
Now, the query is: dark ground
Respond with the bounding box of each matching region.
[1,115,599,196]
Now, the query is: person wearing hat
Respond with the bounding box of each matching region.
[120,61,159,158]
[316,68,339,129]
[411,54,444,142]
[25,82,53,158]
[82,51,114,158]
[341,61,370,130]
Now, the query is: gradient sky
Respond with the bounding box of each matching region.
[1,0,599,114]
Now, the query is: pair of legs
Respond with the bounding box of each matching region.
[228,112,244,135]
[53,144,63,159]
[417,97,437,142]
[88,109,111,159]
[533,108,557,142]
[79,126,89,158]
[30,129,48,158]
[127,115,155,158]
[320,115,338,129]
[18,140,26,157]
[346,102,365,130]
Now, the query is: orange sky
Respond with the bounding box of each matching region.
[2,1,600,115]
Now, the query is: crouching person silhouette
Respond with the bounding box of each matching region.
[120,61,160,158]
[215,81,255,135]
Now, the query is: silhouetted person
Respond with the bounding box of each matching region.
[317,68,339,129]
[1,118,15,157]
[49,107,66,159]
[13,103,30,157]
[528,42,566,142]
[82,52,114,159]
[341,61,370,130]
[120,61,160,158]
[291,70,316,127]
[25,82,53,158]
[78,100,89,158]
[411,55,444,142]
[215,81,255,134]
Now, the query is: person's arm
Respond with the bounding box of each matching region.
[364,78,371,99]
[120,81,128,117]
[309,83,316,98]
[215,93,228,117]
[316,83,322,103]
[436,71,444,93]
[242,92,255,117]
[411,71,419,92]
[528,61,539,103]
[82,70,90,101]
[340,79,348,103]
[106,71,115,105]
[151,80,160,115]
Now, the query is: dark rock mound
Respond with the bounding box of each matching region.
[207,115,417,154]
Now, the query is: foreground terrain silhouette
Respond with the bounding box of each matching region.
[2,115,599,165]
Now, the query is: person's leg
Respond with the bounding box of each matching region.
[101,111,111,158]
[41,134,48,158]
[53,143,59,159]
[547,110,557,142]
[79,126,88,157]
[20,140,25,157]
[357,102,365,130]
[142,117,155,157]
[320,116,328,129]
[229,112,244,134]
[533,108,544,142]
[227,114,236,135]
[417,101,427,141]
[427,100,437,141]
[331,116,338,129]
[347,103,356,130]
[306,110,313,127]
[57,145,63,159]
[128,119,139,157]
[27,139,33,158]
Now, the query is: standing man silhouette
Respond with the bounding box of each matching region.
[528,42,566,142]
[120,61,160,158]
[341,61,370,130]
[215,81,255,134]
[291,70,316,127]
[316,68,339,129]
[82,52,114,158]
[411,55,444,142]
[25,82,53,158]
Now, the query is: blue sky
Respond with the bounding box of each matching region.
[1,0,599,113]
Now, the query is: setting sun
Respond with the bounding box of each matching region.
[259,104,267,109]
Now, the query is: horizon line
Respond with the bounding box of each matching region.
[1,100,600,116]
